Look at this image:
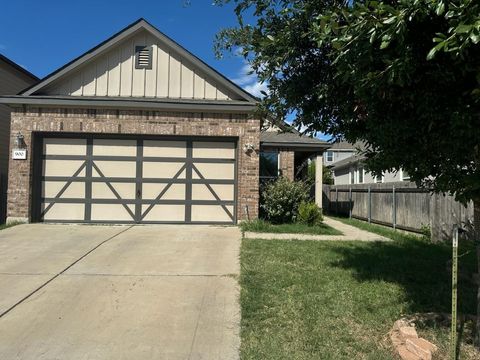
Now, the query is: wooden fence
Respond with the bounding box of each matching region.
[323,182,474,242]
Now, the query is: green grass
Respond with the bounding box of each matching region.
[240,221,478,359]
[240,219,343,236]
[0,221,21,231]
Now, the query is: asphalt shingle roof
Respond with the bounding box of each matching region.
[330,154,366,170]
[260,131,329,148]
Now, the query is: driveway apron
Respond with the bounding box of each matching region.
[0,224,240,360]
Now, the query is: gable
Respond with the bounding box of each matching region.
[24,19,256,103]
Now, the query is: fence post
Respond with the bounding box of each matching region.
[335,187,339,215]
[349,187,352,219]
[392,185,396,230]
[368,186,371,224]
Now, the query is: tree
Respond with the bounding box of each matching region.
[215,0,480,346]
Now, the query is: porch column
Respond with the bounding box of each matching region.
[315,154,323,209]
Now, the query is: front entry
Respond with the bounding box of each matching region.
[34,135,237,224]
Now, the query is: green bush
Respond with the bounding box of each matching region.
[260,177,310,224]
[297,202,323,226]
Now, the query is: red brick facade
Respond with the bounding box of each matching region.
[279,149,295,180]
[7,107,260,223]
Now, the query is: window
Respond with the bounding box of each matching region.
[260,151,279,179]
[357,167,364,184]
[375,174,384,183]
[350,168,355,184]
[401,169,410,181]
[135,46,153,69]
[325,151,334,162]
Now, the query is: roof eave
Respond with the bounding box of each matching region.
[0,95,257,113]
[0,54,39,83]
[260,141,330,151]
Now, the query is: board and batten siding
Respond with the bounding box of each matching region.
[43,30,233,100]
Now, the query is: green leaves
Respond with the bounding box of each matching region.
[426,41,446,60]
[215,0,480,204]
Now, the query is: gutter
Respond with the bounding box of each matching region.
[0,95,257,113]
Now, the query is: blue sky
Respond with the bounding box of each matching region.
[0,0,328,139]
[0,0,266,96]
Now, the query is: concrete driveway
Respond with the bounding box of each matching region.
[0,224,241,360]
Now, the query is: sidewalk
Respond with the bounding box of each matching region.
[243,217,390,242]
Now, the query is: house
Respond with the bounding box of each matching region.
[0,19,328,225]
[0,55,38,223]
[330,154,410,185]
[323,140,360,166]
[323,140,411,185]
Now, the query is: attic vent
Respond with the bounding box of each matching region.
[135,46,152,69]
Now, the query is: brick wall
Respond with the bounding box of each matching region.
[279,149,295,180]
[7,107,260,223]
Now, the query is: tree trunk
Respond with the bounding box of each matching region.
[474,199,480,348]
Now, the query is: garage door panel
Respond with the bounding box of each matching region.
[141,204,185,222]
[192,163,234,180]
[191,205,234,222]
[92,182,136,200]
[142,183,186,200]
[42,182,85,199]
[143,162,185,179]
[43,160,86,177]
[43,138,87,156]
[193,142,235,159]
[93,161,136,178]
[143,140,186,158]
[92,139,137,156]
[37,137,236,224]
[192,184,234,201]
[42,203,85,221]
[91,204,135,221]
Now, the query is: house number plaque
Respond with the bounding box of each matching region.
[12,149,27,160]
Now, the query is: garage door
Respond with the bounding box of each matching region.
[35,136,237,224]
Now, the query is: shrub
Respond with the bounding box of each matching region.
[297,202,323,226]
[260,177,310,224]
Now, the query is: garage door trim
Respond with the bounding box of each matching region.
[32,133,238,225]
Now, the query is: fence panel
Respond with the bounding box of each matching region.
[323,182,474,241]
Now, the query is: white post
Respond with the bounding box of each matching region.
[315,154,323,209]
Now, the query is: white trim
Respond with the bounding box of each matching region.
[356,166,365,184]
[349,167,355,184]
[375,174,384,183]
[325,151,334,162]
[400,169,410,181]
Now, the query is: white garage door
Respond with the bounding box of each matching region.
[35,136,237,224]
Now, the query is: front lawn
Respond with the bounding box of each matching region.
[0,222,20,231]
[240,219,342,236]
[240,224,478,359]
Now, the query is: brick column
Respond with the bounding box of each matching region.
[279,149,294,180]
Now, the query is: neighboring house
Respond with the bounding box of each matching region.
[0,19,328,225]
[0,55,38,223]
[323,140,360,166]
[330,154,411,185]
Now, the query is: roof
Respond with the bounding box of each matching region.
[1,18,256,110]
[0,95,255,112]
[0,54,39,83]
[328,140,365,150]
[330,154,366,170]
[260,131,330,150]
